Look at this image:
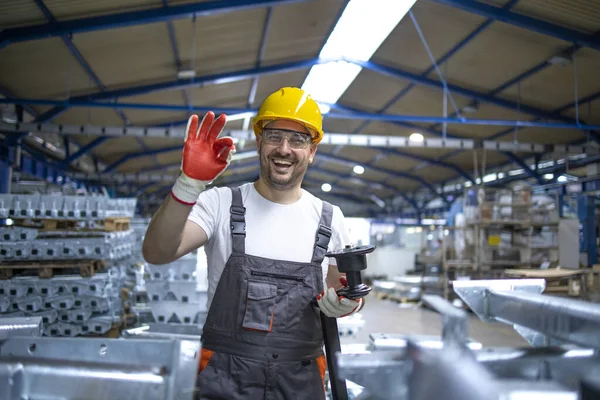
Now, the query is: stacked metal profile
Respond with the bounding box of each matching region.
[0,193,136,220]
[0,194,139,336]
[0,270,129,337]
[134,256,207,327]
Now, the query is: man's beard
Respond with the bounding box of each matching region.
[259,150,308,190]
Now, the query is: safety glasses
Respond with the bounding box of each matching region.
[261,128,313,149]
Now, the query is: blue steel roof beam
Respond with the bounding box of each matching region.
[33,57,322,122]
[356,59,596,126]
[247,7,273,110]
[330,103,474,183]
[351,0,520,136]
[33,0,130,126]
[316,152,449,204]
[429,0,600,52]
[162,0,191,112]
[0,0,308,47]
[58,137,108,168]
[503,152,544,184]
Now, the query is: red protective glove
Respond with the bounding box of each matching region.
[171,112,235,205]
[316,277,362,318]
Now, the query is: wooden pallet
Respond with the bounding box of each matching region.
[103,217,130,232]
[0,259,106,280]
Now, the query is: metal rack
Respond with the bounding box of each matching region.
[441,187,562,300]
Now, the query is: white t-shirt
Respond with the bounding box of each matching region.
[188,183,351,310]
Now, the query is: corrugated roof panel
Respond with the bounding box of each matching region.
[42,0,165,21]
[322,118,365,134]
[116,156,160,173]
[373,0,486,73]
[340,69,411,113]
[186,80,253,107]
[173,8,265,76]
[415,166,457,183]
[562,102,600,125]
[251,69,312,107]
[52,107,128,126]
[321,146,379,164]
[502,127,585,144]
[0,38,99,99]
[361,121,411,137]
[383,177,420,192]
[94,137,144,160]
[372,154,421,173]
[513,0,600,33]
[443,150,509,170]
[384,85,472,123]
[70,22,175,91]
[155,151,183,166]
[498,48,600,111]
[0,0,46,28]
[261,0,345,65]
[437,23,567,92]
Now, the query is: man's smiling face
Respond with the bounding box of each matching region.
[257,119,318,190]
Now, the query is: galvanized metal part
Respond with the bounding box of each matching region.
[150,301,203,324]
[422,295,467,348]
[453,279,600,349]
[0,317,43,339]
[0,336,200,400]
[0,193,136,220]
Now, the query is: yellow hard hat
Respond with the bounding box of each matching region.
[253,87,324,144]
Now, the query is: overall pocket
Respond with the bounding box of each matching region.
[242,280,278,332]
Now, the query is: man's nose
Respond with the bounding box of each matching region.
[276,137,293,154]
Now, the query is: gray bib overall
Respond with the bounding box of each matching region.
[195,186,334,400]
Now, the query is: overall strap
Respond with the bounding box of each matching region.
[230,187,246,255]
[311,201,334,265]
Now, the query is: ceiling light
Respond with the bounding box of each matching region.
[226,112,256,122]
[177,69,196,79]
[317,103,331,114]
[409,133,424,142]
[548,55,572,67]
[544,174,554,180]
[301,0,417,106]
[321,183,332,192]
[557,175,568,183]
[353,165,365,174]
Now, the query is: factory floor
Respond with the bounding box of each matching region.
[342,296,528,348]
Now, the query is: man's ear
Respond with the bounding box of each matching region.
[309,144,318,163]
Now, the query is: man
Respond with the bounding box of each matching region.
[142,87,366,400]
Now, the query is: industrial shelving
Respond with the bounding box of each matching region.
[441,187,561,300]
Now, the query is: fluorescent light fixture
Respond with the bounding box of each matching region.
[317,103,331,114]
[369,194,386,208]
[321,183,332,192]
[497,172,505,179]
[508,168,525,176]
[557,175,568,183]
[475,178,481,184]
[353,165,365,174]
[227,112,256,122]
[301,0,417,106]
[483,173,497,183]
[409,132,424,142]
[464,181,472,188]
[177,69,196,79]
[544,174,554,180]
